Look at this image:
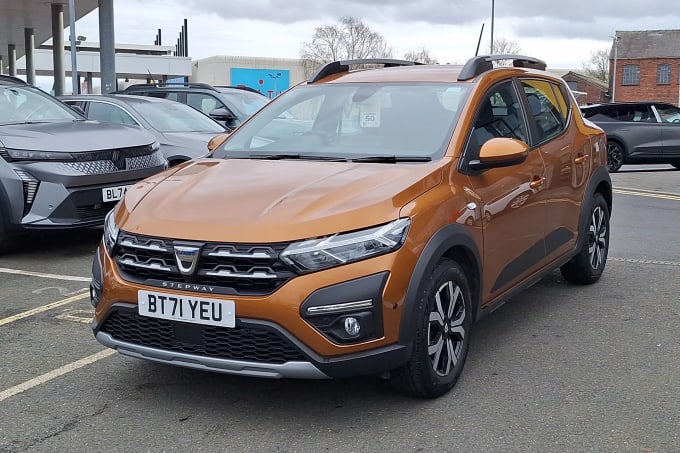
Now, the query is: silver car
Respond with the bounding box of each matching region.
[0,75,167,253]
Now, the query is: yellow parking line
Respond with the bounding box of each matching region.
[0,291,89,327]
[613,188,680,201]
[0,349,116,403]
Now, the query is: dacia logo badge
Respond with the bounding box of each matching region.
[173,245,201,275]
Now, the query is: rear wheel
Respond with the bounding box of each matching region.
[560,193,610,284]
[607,141,625,172]
[390,259,472,398]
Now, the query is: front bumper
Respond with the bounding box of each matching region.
[91,246,412,379]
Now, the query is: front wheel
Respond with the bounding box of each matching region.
[390,259,473,398]
[607,141,625,172]
[560,193,610,284]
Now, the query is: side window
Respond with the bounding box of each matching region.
[521,79,567,143]
[186,93,224,115]
[611,105,654,123]
[87,102,137,126]
[653,104,680,123]
[465,80,529,159]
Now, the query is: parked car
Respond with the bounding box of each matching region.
[581,102,680,172]
[91,56,612,398]
[60,94,227,166]
[116,82,269,130]
[0,75,167,254]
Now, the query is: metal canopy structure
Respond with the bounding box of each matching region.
[0,0,98,65]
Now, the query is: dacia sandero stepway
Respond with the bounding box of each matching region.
[91,55,612,398]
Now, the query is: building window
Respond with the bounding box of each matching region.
[657,64,671,85]
[622,65,640,85]
[566,81,579,91]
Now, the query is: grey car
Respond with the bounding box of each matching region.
[60,94,227,166]
[581,102,680,172]
[116,83,269,130]
[0,75,167,253]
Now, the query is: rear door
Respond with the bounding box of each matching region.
[652,103,680,157]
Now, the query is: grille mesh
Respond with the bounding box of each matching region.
[101,308,306,364]
[59,148,165,174]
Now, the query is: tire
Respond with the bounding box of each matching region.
[606,141,624,173]
[560,193,610,285]
[0,212,16,255]
[672,163,680,170]
[391,259,473,398]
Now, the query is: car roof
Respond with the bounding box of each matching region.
[0,74,28,86]
[61,94,177,105]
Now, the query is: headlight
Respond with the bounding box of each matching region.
[103,209,120,255]
[4,148,75,162]
[281,218,410,273]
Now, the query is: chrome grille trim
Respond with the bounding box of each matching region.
[113,232,297,296]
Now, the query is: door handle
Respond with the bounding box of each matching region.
[529,177,545,190]
[574,155,589,164]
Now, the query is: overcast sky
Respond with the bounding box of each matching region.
[69,0,680,68]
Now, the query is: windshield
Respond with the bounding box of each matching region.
[218,89,269,116]
[0,85,81,125]
[132,100,226,133]
[213,83,470,161]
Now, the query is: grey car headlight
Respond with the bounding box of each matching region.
[4,148,75,161]
[281,218,410,273]
[103,209,120,255]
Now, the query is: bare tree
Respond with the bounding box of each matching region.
[300,17,394,76]
[404,47,438,64]
[582,48,609,82]
[491,37,522,55]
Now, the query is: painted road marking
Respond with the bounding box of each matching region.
[609,257,680,267]
[0,349,117,403]
[0,291,89,327]
[56,309,94,325]
[613,187,680,201]
[0,267,90,282]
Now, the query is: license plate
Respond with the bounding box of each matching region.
[138,290,235,328]
[102,185,130,202]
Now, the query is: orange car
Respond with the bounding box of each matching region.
[91,55,611,398]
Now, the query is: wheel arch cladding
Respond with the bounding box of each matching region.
[574,166,612,253]
[398,224,481,349]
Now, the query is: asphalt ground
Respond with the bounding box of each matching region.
[0,164,678,452]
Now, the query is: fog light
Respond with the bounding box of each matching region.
[344,317,361,336]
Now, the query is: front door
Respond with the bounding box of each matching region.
[462,80,547,303]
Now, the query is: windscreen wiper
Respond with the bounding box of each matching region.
[351,155,432,163]
[248,153,348,162]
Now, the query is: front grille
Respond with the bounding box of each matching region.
[59,147,165,174]
[114,232,297,296]
[76,202,118,222]
[101,308,306,364]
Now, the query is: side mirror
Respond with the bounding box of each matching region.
[468,138,529,171]
[207,133,231,152]
[209,107,236,122]
[69,105,86,116]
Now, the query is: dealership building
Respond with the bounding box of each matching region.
[190,56,307,99]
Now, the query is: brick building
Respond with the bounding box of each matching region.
[610,30,680,105]
[560,71,609,105]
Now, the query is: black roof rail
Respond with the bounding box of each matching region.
[457,54,547,81]
[308,58,425,83]
[0,74,29,85]
[121,82,219,92]
[214,85,264,94]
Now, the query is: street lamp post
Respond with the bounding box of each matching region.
[268,72,281,98]
[611,35,620,103]
[490,0,495,54]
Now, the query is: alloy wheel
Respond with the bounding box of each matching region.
[427,280,467,377]
[607,143,623,172]
[588,205,607,270]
